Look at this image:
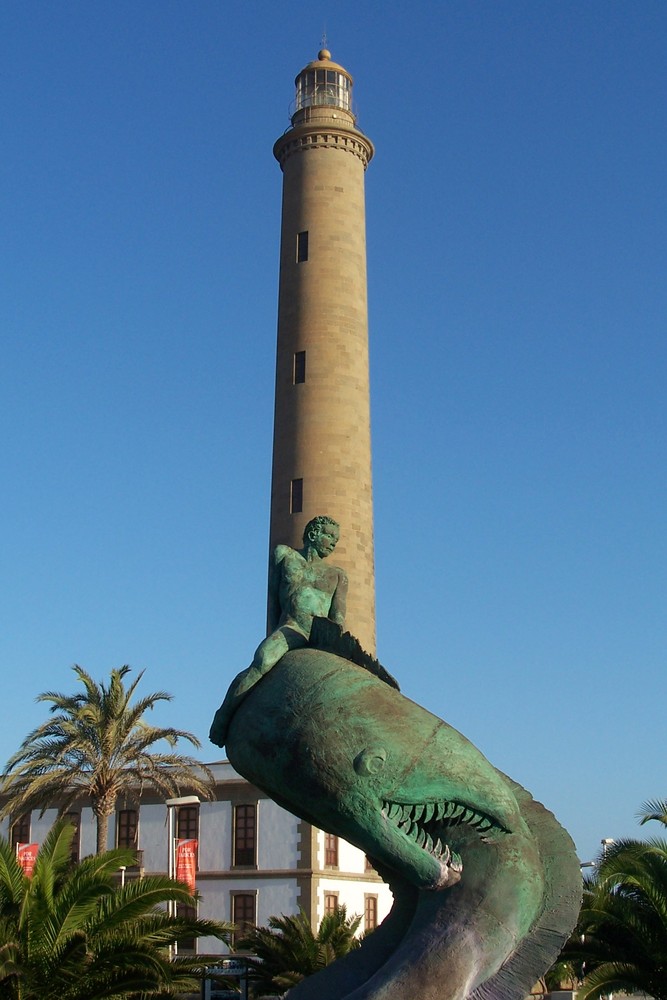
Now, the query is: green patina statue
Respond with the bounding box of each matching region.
[210,515,347,747]
[210,518,581,1000]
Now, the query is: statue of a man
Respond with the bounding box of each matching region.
[210,515,347,747]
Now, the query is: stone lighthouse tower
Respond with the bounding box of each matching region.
[270,50,376,653]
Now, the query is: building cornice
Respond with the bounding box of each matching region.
[194,868,384,882]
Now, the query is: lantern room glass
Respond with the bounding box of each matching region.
[295,69,351,112]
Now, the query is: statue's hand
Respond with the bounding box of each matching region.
[209,703,228,748]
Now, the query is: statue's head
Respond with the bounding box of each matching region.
[303,515,340,557]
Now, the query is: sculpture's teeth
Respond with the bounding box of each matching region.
[385,797,502,853]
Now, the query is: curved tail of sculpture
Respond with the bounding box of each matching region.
[285,773,580,1000]
[467,777,582,1000]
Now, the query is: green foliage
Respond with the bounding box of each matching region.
[638,798,667,827]
[0,818,233,1000]
[558,815,667,999]
[238,905,361,997]
[0,665,215,852]
[543,957,579,990]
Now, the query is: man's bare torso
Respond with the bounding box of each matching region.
[275,544,344,636]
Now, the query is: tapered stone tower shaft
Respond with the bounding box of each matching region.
[270,50,376,653]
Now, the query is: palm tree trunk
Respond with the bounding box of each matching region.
[96,811,109,854]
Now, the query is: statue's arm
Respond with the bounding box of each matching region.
[267,546,287,634]
[329,569,348,627]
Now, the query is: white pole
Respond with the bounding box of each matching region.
[168,805,175,960]
[168,806,174,881]
[164,796,199,962]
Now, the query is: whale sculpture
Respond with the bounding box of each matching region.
[216,621,581,1000]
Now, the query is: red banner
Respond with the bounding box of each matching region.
[17,843,39,877]
[175,838,197,892]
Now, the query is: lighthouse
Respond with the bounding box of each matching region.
[269,50,376,653]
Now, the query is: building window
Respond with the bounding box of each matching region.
[176,903,197,953]
[117,809,138,848]
[324,893,339,916]
[10,814,30,850]
[364,895,378,931]
[296,230,309,262]
[177,805,199,869]
[233,804,257,867]
[293,350,306,384]
[324,832,338,868]
[177,806,199,840]
[290,478,303,514]
[65,812,81,863]
[231,892,256,945]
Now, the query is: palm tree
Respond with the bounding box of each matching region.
[0,818,233,1000]
[559,833,667,999]
[238,905,361,997]
[0,665,214,853]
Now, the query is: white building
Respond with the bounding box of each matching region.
[1,759,393,955]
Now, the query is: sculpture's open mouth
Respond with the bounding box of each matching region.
[382,798,509,874]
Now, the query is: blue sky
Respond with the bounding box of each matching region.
[2,1,665,867]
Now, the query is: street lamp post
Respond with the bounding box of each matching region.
[166,795,200,959]
[598,841,615,1000]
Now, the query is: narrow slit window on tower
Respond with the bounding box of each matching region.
[290,478,303,514]
[296,230,309,262]
[293,350,306,384]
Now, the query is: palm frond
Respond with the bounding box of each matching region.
[638,798,667,827]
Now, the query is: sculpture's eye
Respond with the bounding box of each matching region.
[354,747,387,776]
